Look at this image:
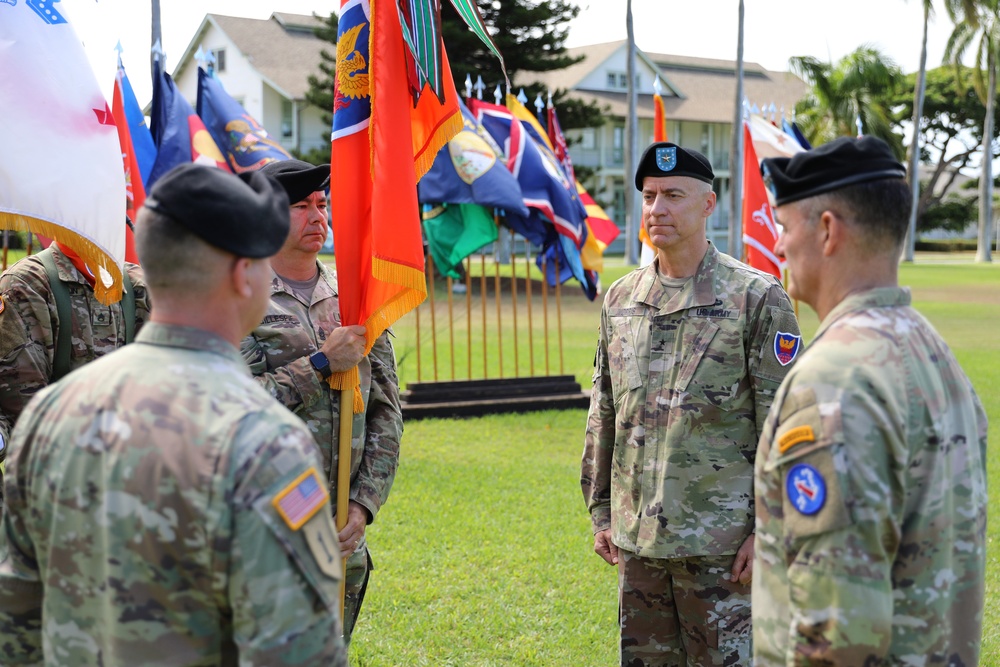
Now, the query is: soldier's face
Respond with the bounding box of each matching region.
[283,191,329,256]
[641,176,715,250]
[774,201,822,304]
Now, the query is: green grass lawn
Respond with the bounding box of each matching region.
[352,259,1000,666]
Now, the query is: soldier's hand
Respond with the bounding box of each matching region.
[337,500,368,557]
[594,529,619,566]
[729,533,754,585]
[320,325,367,372]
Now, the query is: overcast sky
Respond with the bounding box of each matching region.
[63,0,960,107]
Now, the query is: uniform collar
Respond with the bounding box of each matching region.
[135,322,247,370]
[49,245,92,286]
[814,286,912,339]
[270,260,339,303]
[634,242,719,316]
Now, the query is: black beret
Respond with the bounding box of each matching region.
[761,136,906,206]
[259,159,330,205]
[144,164,290,259]
[634,142,714,190]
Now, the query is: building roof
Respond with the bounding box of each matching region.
[174,13,328,100]
[520,40,807,124]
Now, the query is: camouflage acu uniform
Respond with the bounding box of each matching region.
[753,287,988,666]
[583,243,799,665]
[241,261,402,639]
[0,245,151,449]
[0,322,347,666]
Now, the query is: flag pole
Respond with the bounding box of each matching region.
[524,247,534,376]
[509,228,519,377]
[336,387,353,623]
[728,0,745,259]
[415,294,422,381]
[555,254,564,374]
[446,275,455,380]
[428,255,439,381]
[494,218,503,378]
[542,256,550,375]
[481,251,488,378]
[466,256,472,379]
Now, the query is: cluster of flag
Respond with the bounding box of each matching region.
[741,112,810,278]
[418,90,619,301]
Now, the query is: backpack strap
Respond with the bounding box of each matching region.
[37,248,72,381]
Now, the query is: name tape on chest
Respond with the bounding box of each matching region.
[273,467,329,530]
[785,463,826,515]
[774,331,802,366]
[778,425,815,453]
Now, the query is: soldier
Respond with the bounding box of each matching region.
[582,142,800,666]
[0,239,150,469]
[753,136,988,664]
[241,159,402,641]
[0,164,348,666]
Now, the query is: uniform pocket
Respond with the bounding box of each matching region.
[607,316,644,405]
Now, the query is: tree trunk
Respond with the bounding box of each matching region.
[728,0,745,259]
[623,0,639,265]
[904,2,930,262]
[976,48,995,263]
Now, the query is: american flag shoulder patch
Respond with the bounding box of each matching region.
[272,467,329,530]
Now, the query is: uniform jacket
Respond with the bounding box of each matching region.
[583,243,800,559]
[240,261,402,523]
[0,323,347,666]
[753,287,988,666]
[0,246,151,445]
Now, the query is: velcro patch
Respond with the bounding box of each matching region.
[778,425,815,453]
[272,467,329,530]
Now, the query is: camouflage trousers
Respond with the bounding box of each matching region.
[343,540,373,643]
[617,551,751,667]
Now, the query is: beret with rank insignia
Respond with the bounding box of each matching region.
[634,141,715,190]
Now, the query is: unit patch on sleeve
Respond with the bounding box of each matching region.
[778,425,815,453]
[785,463,826,515]
[773,331,802,366]
[272,467,329,530]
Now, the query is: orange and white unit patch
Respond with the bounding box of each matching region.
[272,467,329,530]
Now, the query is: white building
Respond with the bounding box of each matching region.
[172,12,331,157]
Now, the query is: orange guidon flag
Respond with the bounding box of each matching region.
[329,0,461,411]
[642,78,669,251]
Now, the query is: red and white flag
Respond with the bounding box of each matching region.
[0,3,126,304]
[741,121,782,278]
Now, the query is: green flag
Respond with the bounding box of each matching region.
[422,203,498,278]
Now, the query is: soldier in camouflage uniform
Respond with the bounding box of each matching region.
[583,142,800,666]
[753,137,987,665]
[0,243,150,464]
[0,164,347,666]
[241,159,402,641]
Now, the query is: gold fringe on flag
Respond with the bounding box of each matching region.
[326,366,364,413]
[0,212,124,305]
[412,111,463,182]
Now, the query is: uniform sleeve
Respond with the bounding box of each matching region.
[0,402,47,664]
[228,417,348,666]
[582,308,614,534]
[239,333,325,412]
[0,275,55,450]
[125,263,152,334]
[350,331,402,523]
[746,282,801,440]
[772,388,896,665]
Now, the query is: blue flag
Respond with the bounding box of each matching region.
[785,119,812,150]
[148,62,228,187]
[418,100,528,217]
[536,233,598,301]
[197,68,292,173]
[118,63,156,187]
[468,98,587,250]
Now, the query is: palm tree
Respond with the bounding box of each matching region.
[904,0,934,262]
[944,0,999,263]
[791,46,905,156]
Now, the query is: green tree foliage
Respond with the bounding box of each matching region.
[892,65,999,232]
[297,12,339,165]
[944,0,999,261]
[441,0,606,132]
[791,46,905,157]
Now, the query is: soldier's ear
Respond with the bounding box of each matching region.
[230,257,255,299]
[818,209,842,257]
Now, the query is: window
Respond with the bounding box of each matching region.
[618,73,628,88]
[281,100,293,138]
[581,128,596,150]
[212,48,226,73]
[606,72,617,88]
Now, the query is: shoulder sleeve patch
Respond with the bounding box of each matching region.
[272,467,329,530]
[778,425,815,453]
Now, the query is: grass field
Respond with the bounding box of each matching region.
[352,258,1000,666]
